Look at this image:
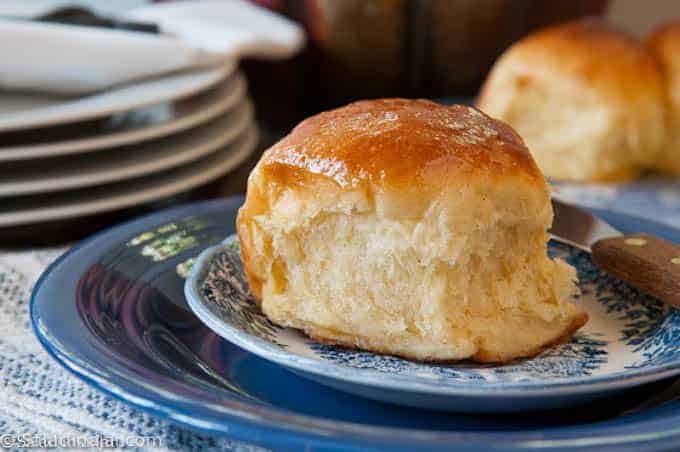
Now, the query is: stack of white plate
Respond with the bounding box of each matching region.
[0,63,257,229]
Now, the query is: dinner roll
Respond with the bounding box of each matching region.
[477,18,665,182]
[237,99,587,363]
[647,21,680,176]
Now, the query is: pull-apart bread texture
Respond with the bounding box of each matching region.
[237,99,587,363]
[477,19,665,182]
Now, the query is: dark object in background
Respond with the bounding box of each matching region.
[37,6,159,33]
[243,0,608,130]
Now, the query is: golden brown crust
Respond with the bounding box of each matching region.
[478,18,663,106]
[646,20,680,106]
[646,21,680,176]
[259,99,544,193]
[236,211,262,300]
[646,20,680,53]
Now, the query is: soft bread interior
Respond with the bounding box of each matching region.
[239,182,586,363]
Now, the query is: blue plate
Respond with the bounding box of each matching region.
[31,197,680,451]
[184,234,680,412]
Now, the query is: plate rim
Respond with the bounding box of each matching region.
[0,64,233,133]
[0,73,247,162]
[29,198,680,451]
[185,235,680,397]
[0,100,254,196]
[0,126,258,227]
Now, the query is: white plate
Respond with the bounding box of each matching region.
[0,101,253,197]
[0,73,247,162]
[0,126,258,227]
[0,64,234,133]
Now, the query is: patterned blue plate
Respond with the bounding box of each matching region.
[186,233,680,412]
[32,198,680,451]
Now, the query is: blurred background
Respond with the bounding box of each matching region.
[241,0,673,129]
[1,0,678,246]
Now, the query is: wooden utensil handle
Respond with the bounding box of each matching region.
[591,234,680,308]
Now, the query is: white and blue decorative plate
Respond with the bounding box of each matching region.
[186,234,680,412]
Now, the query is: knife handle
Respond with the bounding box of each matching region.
[591,234,680,308]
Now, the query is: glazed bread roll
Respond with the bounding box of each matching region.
[237,99,587,363]
[647,21,680,176]
[477,18,665,182]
